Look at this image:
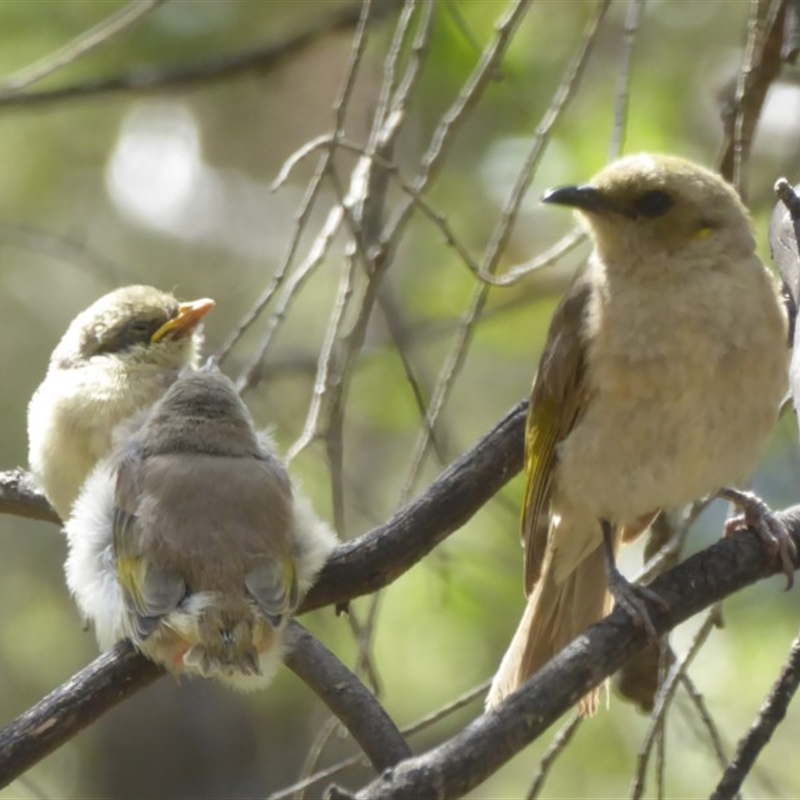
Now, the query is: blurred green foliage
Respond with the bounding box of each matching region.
[1,1,800,798]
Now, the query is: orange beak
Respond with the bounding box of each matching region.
[151,298,215,343]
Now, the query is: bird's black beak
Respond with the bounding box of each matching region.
[542,184,617,215]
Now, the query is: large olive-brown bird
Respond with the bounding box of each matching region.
[486,154,791,712]
[27,285,214,520]
[64,365,338,689]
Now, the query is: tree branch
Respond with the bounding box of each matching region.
[0,641,162,788]
[710,619,800,799]
[0,0,402,111]
[284,621,411,772]
[2,395,800,796]
[0,400,524,785]
[0,469,59,525]
[0,0,167,95]
[0,621,413,788]
[300,399,526,612]
[350,507,800,800]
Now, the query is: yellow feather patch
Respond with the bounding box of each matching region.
[116,556,145,606]
[693,226,713,241]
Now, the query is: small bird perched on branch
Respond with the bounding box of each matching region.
[64,364,338,689]
[27,285,214,520]
[487,154,793,713]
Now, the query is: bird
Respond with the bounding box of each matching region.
[64,364,338,689]
[486,153,792,713]
[28,285,214,521]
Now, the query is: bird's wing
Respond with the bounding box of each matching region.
[523,274,593,594]
[243,452,298,626]
[245,557,298,628]
[113,445,185,640]
[132,450,297,628]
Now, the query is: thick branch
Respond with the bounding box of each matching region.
[351,507,800,800]
[284,621,411,772]
[4,405,797,797]
[1,397,526,564]
[0,469,59,524]
[0,400,524,784]
[0,641,162,788]
[0,621,412,788]
[301,400,527,612]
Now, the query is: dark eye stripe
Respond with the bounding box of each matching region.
[92,316,168,356]
[634,190,674,218]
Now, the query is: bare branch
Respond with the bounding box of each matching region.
[630,608,721,799]
[3,400,800,795]
[0,0,403,111]
[223,0,385,377]
[0,621,411,789]
[271,681,490,800]
[300,400,526,612]
[0,469,60,525]
[717,0,788,192]
[351,510,800,799]
[283,621,411,772]
[0,0,167,95]
[608,0,645,159]
[710,621,800,799]
[0,641,162,788]
[525,715,583,800]
[401,0,610,501]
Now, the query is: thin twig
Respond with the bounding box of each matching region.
[525,715,583,800]
[677,674,734,781]
[1,0,167,96]
[630,609,721,800]
[718,0,788,193]
[295,717,341,800]
[227,0,377,385]
[287,0,434,460]
[609,0,646,159]
[710,624,800,799]
[0,1,403,111]
[273,133,586,287]
[271,680,490,800]
[401,0,610,503]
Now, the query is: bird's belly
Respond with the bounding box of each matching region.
[555,357,783,525]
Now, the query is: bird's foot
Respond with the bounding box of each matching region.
[607,565,669,642]
[601,518,669,641]
[719,487,797,590]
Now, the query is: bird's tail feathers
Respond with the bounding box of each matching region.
[486,542,611,715]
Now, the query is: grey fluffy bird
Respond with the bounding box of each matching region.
[487,154,791,713]
[28,285,214,520]
[65,365,338,689]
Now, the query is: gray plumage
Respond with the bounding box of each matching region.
[65,365,338,690]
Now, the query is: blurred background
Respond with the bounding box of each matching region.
[1,1,800,797]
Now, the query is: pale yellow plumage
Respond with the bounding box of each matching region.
[27,285,214,519]
[487,154,788,712]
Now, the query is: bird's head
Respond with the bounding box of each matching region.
[139,369,269,459]
[50,285,215,372]
[542,154,756,272]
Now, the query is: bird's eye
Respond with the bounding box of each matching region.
[125,319,164,342]
[93,316,167,356]
[634,190,674,218]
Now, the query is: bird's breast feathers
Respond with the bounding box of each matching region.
[555,252,787,524]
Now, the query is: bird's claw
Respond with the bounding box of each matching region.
[720,488,797,590]
[607,566,669,643]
